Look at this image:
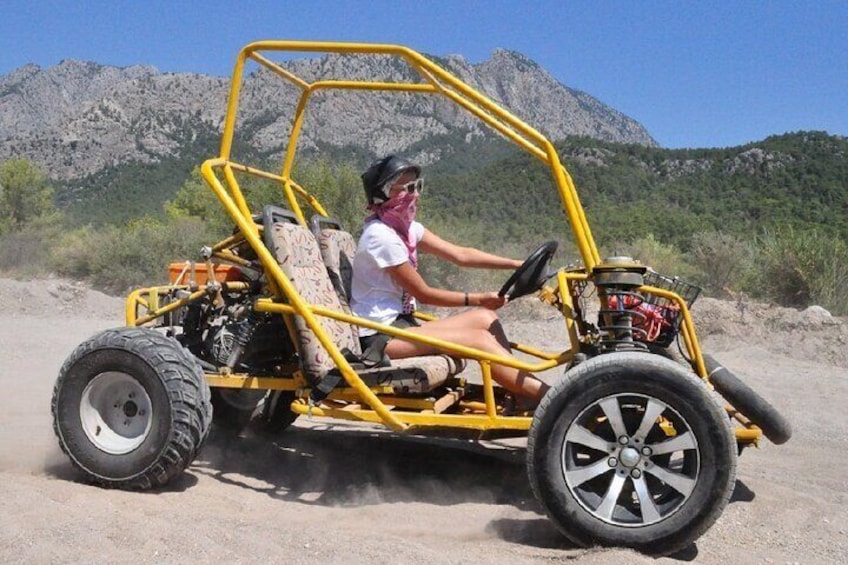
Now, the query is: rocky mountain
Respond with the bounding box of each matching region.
[0,49,655,180]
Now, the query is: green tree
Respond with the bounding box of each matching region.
[295,158,364,231]
[0,159,56,232]
[53,215,214,293]
[165,159,364,234]
[165,167,232,234]
[621,233,697,280]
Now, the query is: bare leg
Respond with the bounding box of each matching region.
[384,309,549,403]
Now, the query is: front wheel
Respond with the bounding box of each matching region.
[52,328,213,489]
[527,352,737,556]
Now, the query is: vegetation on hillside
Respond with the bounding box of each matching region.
[1,130,846,315]
[426,131,848,250]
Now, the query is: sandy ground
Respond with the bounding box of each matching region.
[0,277,846,564]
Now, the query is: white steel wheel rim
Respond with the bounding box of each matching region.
[560,393,700,527]
[80,371,153,455]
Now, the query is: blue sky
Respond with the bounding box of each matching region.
[0,1,845,149]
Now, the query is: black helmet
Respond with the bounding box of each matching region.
[361,155,421,205]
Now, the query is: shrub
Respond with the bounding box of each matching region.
[689,231,756,297]
[53,217,216,294]
[0,223,59,277]
[753,227,848,314]
[620,234,697,280]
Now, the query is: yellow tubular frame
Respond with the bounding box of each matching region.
[128,40,750,440]
[218,40,600,266]
[202,40,597,432]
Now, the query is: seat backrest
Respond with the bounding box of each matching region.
[268,220,361,380]
[311,216,357,309]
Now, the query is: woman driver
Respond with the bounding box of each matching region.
[350,155,550,409]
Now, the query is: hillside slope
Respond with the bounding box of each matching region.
[424,131,848,248]
[0,49,655,181]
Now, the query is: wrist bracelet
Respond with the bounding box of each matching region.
[464,292,470,307]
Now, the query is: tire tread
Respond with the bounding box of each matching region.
[527,352,737,555]
[51,327,212,490]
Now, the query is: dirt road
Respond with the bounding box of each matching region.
[1,278,846,563]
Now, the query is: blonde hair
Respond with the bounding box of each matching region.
[381,171,405,197]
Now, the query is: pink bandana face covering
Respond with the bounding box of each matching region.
[367,190,421,314]
[367,190,420,267]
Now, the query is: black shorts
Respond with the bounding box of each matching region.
[359,313,421,354]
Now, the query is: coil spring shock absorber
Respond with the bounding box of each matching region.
[593,256,649,352]
[225,308,263,369]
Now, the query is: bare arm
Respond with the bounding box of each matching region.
[418,229,523,269]
[386,262,506,309]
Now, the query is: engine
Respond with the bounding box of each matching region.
[171,288,295,375]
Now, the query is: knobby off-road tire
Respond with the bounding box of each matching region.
[703,354,792,445]
[51,327,213,490]
[527,352,737,556]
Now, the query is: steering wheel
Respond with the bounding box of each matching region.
[498,241,558,300]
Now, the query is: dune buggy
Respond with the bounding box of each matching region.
[51,40,790,555]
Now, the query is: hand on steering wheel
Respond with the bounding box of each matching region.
[498,241,558,300]
[476,292,508,310]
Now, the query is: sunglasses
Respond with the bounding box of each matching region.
[395,178,424,194]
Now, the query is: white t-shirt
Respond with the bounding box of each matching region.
[351,219,425,336]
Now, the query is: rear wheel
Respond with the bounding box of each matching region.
[527,352,736,556]
[210,389,298,433]
[258,391,299,432]
[52,328,212,489]
[210,388,266,429]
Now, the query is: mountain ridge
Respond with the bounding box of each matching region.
[0,48,656,181]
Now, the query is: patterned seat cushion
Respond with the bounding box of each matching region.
[271,222,362,380]
[355,355,462,394]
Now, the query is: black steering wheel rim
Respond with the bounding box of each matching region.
[498,240,558,300]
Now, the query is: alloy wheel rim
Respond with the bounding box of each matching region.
[560,393,700,527]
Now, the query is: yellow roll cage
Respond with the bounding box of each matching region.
[126,40,753,441]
